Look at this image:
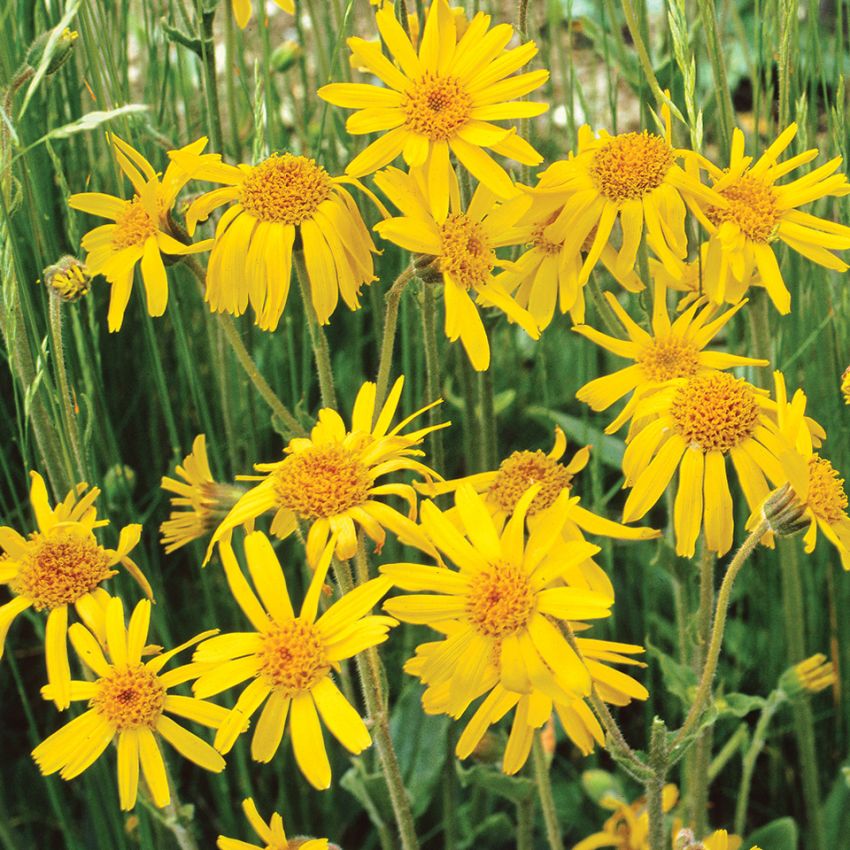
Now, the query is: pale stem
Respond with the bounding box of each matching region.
[532,733,565,850]
[374,266,414,420]
[516,795,534,850]
[420,283,445,472]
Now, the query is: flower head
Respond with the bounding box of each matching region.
[70,135,215,331]
[319,0,548,198]
[207,376,444,566]
[780,653,836,698]
[32,597,226,810]
[374,165,539,370]
[218,797,328,850]
[192,531,396,789]
[42,256,91,302]
[687,123,850,313]
[0,472,150,709]
[180,149,377,330]
[231,0,294,29]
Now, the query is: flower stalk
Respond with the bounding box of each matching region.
[532,733,565,850]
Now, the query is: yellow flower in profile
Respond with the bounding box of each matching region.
[784,653,836,696]
[0,472,150,710]
[180,150,377,330]
[575,279,768,434]
[160,435,245,554]
[382,484,613,720]
[207,376,443,566]
[33,597,226,810]
[687,124,850,313]
[231,0,294,29]
[621,371,785,558]
[218,798,328,850]
[572,785,679,850]
[318,0,548,198]
[532,105,721,289]
[700,830,745,850]
[374,165,539,370]
[842,365,850,405]
[69,135,215,331]
[192,532,396,790]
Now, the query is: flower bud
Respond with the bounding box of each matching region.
[271,40,301,73]
[780,653,836,698]
[42,256,91,302]
[761,483,809,536]
[26,27,78,76]
[580,769,625,807]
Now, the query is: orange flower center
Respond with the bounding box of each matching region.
[589,132,674,202]
[670,372,760,453]
[467,565,535,638]
[92,665,166,730]
[10,530,114,611]
[273,445,372,519]
[806,455,848,523]
[638,336,701,382]
[705,173,779,242]
[402,72,472,140]
[259,619,330,697]
[489,451,573,515]
[240,154,333,224]
[112,199,157,248]
[438,213,494,289]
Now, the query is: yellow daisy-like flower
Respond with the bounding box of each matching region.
[32,597,226,810]
[318,0,548,198]
[532,105,722,289]
[69,135,215,331]
[160,435,245,554]
[841,365,850,405]
[0,472,150,710]
[231,0,294,29]
[219,798,328,850]
[381,484,614,720]
[769,371,850,568]
[207,376,444,566]
[686,123,850,313]
[621,370,785,558]
[700,830,746,850]
[575,280,768,434]
[572,785,679,850]
[180,149,377,330]
[192,531,396,790]
[374,165,539,370]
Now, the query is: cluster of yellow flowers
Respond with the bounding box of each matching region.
[6,0,850,845]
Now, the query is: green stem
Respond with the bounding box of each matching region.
[421,284,444,472]
[646,719,668,850]
[198,6,224,152]
[516,795,534,850]
[374,266,414,419]
[532,734,564,850]
[161,760,200,850]
[293,250,337,409]
[695,0,736,155]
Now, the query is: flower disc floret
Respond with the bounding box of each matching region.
[259,620,331,697]
[638,337,701,382]
[91,665,166,731]
[402,72,473,140]
[807,456,848,522]
[530,218,561,255]
[489,451,574,515]
[438,213,495,289]
[466,564,535,638]
[706,174,779,243]
[272,445,372,519]
[670,372,760,453]
[112,199,158,248]
[10,531,113,611]
[239,154,333,225]
[590,132,675,202]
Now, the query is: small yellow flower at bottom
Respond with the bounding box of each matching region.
[218,798,329,850]
[32,597,226,810]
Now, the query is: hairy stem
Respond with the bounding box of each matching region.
[532,734,564,850]
[374,266,414,418]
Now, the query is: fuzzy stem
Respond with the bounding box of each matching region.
[532,734,564,850]
[421,284,444,472]
[198,7,224,152]
[646,720,668,850]
[516,796,534,850]
[374,266,414,418]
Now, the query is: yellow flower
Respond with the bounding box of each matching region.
[783,653,836,696]
[69,135,215,331]
[621,371,785,558]
[574,279,768,434]
[32,597,226,810]
[374,165,539,370]
[218,798,328,850]
[572,784,679,850]
[231,0,294,28]
[381,484,614,722]
[0,472,150,710]
[417,427,659,597]
[180,150,378,330]
[532,105,721,290]
[207,376,444,566]
[318,0,548,198]
[700,830,744,850]
[842,365,850,405]
[192,532,396,789]
[687,123,850,313]
[160,435,245,554]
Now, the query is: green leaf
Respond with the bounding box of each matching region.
[716,692,766,718]
[456,762,535,805]
[339,762,392,830]
[647,642,697,706]
[746,816,798,850]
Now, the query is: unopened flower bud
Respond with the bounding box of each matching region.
[580,769,625,806]
[470,730,503,765]
[413,252,443,284]
[26,27,78,76]
[762,483,809,536]
[540,716,556,758]
[271,40,301,73]
[674,829,700,850]
[780,653,836,698]
[42,256,91,302]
